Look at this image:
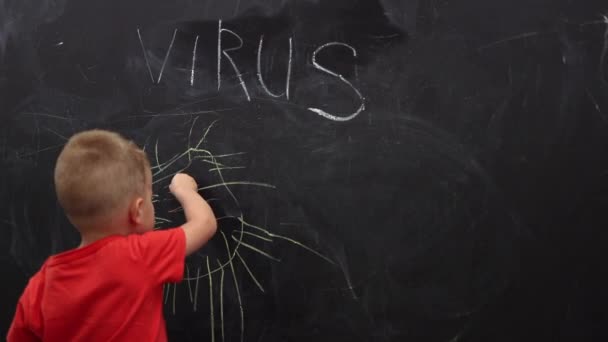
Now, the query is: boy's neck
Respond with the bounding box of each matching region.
[72,213,135,248]
[76,216,134,248]
[79,230,126,248]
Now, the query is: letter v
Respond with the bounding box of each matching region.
[137,28,178,84]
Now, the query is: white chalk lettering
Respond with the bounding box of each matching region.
[191,35,199,86]
[137,28,178,84]
[217,20,250,101]
[256,35,293,99]
[136,25,368,121]
[307,42,365,122]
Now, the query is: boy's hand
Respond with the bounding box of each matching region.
[170,173,198,195]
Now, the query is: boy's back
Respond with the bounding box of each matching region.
[7,130,217,341]
[9,228,185,341]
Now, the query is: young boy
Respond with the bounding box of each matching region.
[7,129,217,341]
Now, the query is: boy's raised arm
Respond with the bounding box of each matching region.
[170,173,217,256]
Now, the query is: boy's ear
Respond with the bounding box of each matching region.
[129,197,145,225]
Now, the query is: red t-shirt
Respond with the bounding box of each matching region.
[7,228,186,342]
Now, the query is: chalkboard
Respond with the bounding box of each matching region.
[2,0,608,341]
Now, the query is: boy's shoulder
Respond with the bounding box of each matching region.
[8,265,47,340]
[17,262,48,315]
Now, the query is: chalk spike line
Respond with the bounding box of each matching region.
[150,119,336,342]
[217,259,225,342]
[223,230,244,342]
[207,256,215,342]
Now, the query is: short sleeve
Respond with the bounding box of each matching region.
[6,295,41,342]
[129,228,186,284]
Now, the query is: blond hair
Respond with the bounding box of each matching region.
[54,129,150,221]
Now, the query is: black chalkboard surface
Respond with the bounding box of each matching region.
[2,0,608,341]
